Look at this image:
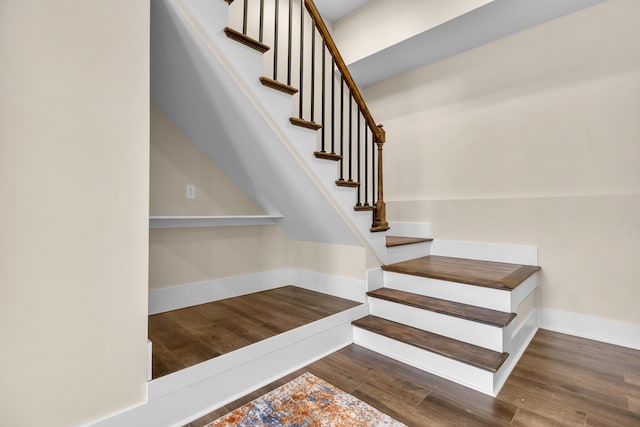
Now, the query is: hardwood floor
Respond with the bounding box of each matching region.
[148,286,361,379]
[186,329,640,426]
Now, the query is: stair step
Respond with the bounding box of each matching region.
[224,27,270,53]
[290,117,322,130]
[367,288,515,327]
[386,236,433,247]
[336,179,359,188]
[352,315,508,372]
[259,76,298,95]
[314,151,341,161]
[382,255,540,291]
[354,205,374,211]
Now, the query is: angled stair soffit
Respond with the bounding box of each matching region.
[151,0,361,245]
[339,0,606,87]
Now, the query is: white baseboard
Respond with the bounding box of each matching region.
[149,269,367,314]
[290,269,366,303]
[388,222,432,238]
[148,269,291,315]
[91,307,364,427]
[538,308,640,350]
[431,239,538,265]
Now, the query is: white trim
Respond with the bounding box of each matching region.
[290,269,366,303]
[538,308,640,350]
[494,308,538,395]
[431,239,538,265]
[366,268,384,292]
[147,305,367,400]
[90,310,364,427]
[368,298,507,352]
[149,269,367,315]
[385,240,432,264]
[148,269,291,315]
[388,222,432,238]
[383,271,512,312]
[353,328,495,395]
[149,215,283,229]
[147,340,153,382]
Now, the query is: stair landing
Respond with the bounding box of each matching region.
[382,255,540,291]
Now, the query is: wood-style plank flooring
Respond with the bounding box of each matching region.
[148,286,361,379]
[382,255,541,290]
[186,329,640,426]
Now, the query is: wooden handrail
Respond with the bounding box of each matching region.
[303,0,384,144]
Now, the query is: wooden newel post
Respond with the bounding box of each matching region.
[371,124,390,232]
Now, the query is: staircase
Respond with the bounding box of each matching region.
[157,0,542,399]
[355,236,540,396]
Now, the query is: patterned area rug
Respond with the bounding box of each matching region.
[207,372,407,426]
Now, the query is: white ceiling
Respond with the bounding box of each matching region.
[314,0,370,22]
[342,0,606,87]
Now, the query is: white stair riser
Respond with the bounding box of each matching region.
[368,298,509,352]
[385,241,432,264]
[382,271,512,312]
[353,328,496,396]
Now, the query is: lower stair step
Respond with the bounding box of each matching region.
[367,288,515,328]
[382,255,540,291]
[386,236,433,247]
[352,315,508,373]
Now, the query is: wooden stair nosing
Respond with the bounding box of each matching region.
[367,288,516,328]
[336,179,359,188]
[314,151,341,161]
[290,117,322,130]
[224,27,270,53]
[354,205,374,211]
[386,236,433,248]
[381,255,541,291]
[259,76,298,95]
[353,315,509,373]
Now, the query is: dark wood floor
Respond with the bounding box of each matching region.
[148,286,361,379]
[186,329,640,426]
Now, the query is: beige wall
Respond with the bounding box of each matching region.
[150,104,263,215]
[0,1,150,426]
[150,226,291,289]
[332,0,493,64]
[364,0,640,324]
[149,104,369,289]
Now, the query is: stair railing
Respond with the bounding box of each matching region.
[225,0,389,232]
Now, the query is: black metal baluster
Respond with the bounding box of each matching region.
[243,0,248,35]
[273,0,279,79]
[348,95,353,182]
[310,25,316,123]
[364,126,369,206]
[298,4,304,118]
[356,110,361,203]
[339,77,344,180]
[331,58,335,155]
[259,0,265,42]
[321,41,326,152]
[287,0,293,86]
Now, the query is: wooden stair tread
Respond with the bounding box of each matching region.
[367,288,516,327]
[382,255,540,291]
[386,236,433,247]
[352,315,508,372]
[290,117,322,130]
[314,151,341,161]
[259,76,298,95]
[224,27,270,53]
[336,179,359,188]
[354,205,374,211]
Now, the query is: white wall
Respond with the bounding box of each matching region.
[363,0,640,324]
[0,1,150,426]
[332,0,493,64]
